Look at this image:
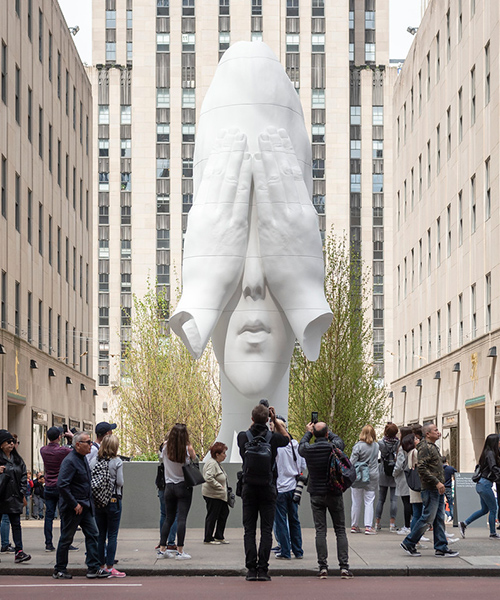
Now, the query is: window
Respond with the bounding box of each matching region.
[157,88,170,108]
[312,89,325,109]
[157,0,169,16]
[157,159,169,179]
[127,42,133,62]
[0,271,5,328]
[419,239,423,283]
[447,106,451,159]
[99,204,108,225]
[182,89,195,108]
[436,124,440,174]
[418,154,422,200]
[365,11,375,29]
[182,159,193,178]
[38,203,43,255]
[106,43,116,62]
[458,190,463,246]
[48,124,52,171]
[312,34,325,53]
[121,105,131,124]
[105,10,116,28]
[458,87,463,142]
[418,70,422,116]
[372,106,383,125]
[252,0,262,16]
[370,140,382,160]
[436,32,440,82]
[127,9,133,28]
[15,173,20,232]
[157,33,170,52]
[182,124,195,142]
[470,66,476,125]
[220,0,230,15]
[427,139,431,187]
[351,174,361,193]
[57,51,61,98]
[411,168,414,210]
[436,217,441,266]
[471,284,477,339]
[121,273,131,293]
[27,87,32,141]
[121,240,131,257]
[121,205,131,225]
[373,174,383,193]
[485,42,490,105]
[485,157,491,220]
[426,52,430,100]
[57,139,61,185]
[313,195,325,214]
[120,139,131,158]
[458,0,462,41]
[219,32,230,52]
[437,309,441,358]
[486,273,492,333]
[182,0,195,16]
[286,35,299,53]
[65,69,69,115]
[365,44,375,62]
[98,139,109,157]
[38,9,43,62]
[427,317,432,362]
[15,66,20,123]
[182,194,193,213]
[251,32,263,42]
[458,293,463,345]
[427,228,431,277]
[157,229,170,249]
[471,175,476,233]
[72,86,76,129]
[99,307,109,327]
[121,173,131,192]
[98,105,109,125]
[38,300,43,350]
[312,0,324,17]
[27,292,32,342]
[27,189,32,243]
[313,159,325,179]
[287,0,299,17]
[350,140,360,159]
[182,33,195,52]
[312,124,325,143]
[157,195,169,213]
[447,204,451,257]
[38,107,43,158]
[349,43,354,62]
[48,31,52,81]
[99,172,109,191]
[1,155,6,218]
[157,264,169,285]
[446,9,451,61]
[157,124,170,143]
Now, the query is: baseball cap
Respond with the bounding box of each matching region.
[95,421,117,436]
[47,426,63,441]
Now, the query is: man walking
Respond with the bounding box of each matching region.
[40,427,78,552]
[237,403,289,582]
[272,417,306,560]
[400,423,459,558]
[299,421,352,580]
[53,431,109,580]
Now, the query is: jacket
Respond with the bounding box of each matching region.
[393,447,410,496]
[57,448,94,513]
[202,457,227,501]
[416,438,444,490]
[298,430,345,496]
[378,438,398,487]
[0,450,27,514]
[478,448,500,482]
[407,448,422,503]
[350,441,379,491]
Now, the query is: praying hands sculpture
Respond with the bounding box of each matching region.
[170,42,332,460]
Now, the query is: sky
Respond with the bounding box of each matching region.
[59,0,424,66]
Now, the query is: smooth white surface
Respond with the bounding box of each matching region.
[170,43,332,459]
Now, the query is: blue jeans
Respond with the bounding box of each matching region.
[0,514,22,552]
[1,513,10,547]
[95,498,122,567]
[465,478,497,535]
[375,485,397,520]
[158,487,177,545]
[44,486,59,547]
[55,506,100,573]
[410,502,423,530]
[310,493,349,570]
[274,490,303,558]
[33,495,44,518]
[403,489,447,552]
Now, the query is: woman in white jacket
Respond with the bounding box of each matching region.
[202,442,230,544]
[393,426,413,535]
[350,425,380,535]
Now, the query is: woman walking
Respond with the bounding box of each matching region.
[393,426,413,535]
[459,434,500,539]
[157,424,197,560]
[375,422,399,532]
[350,425,380,535]
[202,442,230,544]
[90,434,125,577]
[0,430,31,563]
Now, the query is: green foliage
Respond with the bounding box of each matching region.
[114,283,221,459]
[288,231,388,454]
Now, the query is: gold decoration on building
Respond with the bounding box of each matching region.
[471,352,478,394]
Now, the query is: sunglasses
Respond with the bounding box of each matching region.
[78,440,93,445]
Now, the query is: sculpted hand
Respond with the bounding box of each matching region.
[170,130,252,358]
[253,127,332,360]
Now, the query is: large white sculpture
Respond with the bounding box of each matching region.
[170,42,332,460]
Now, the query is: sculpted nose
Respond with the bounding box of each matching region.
[242,254,265,301]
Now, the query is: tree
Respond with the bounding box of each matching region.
[114,284,221,459]
[288,231,388,453]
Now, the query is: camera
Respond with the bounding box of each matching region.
[311,411,318,424]
[293,474,308,504]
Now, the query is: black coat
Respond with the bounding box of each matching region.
[0,450,27,514]
[298,431,345,496]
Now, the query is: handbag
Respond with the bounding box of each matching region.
[404,466,421,492]
[182,461,205,487]
[227,485,236,508]
[471,464,481,483]
[155,463,165,491]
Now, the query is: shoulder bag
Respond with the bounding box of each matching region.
[183,460,205,488]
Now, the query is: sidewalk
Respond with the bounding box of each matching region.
[1,520,499,577]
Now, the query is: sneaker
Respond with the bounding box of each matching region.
[490,533,500,539]
[275,553,291,559]
[340,568,354,579]
[459,521,467,538]
[365,527,377,535]
[69,545,79,551]
[45,545,56,552]
[400,542,421,557]
[375,523,382,531]
[107,567,126,577]
[14,551,31,564]
[435,549,459,557]
[214,539,230,544]
[397,527,411,535]
[203,540,221,545]
[175,551,191,560]
[86,568,110,579]
[389,524,397,533]
[420,535,430,542]
[1,545,15,553]
[156,549,174,559]
[246,568,258,581]
[351,526,361,533]
[52,570,72,580]
[318,568,328,579]
[294,554,304,559]
[257,570,271,581]
[271,545,281,553]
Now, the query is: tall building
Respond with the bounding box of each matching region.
[0,0,95,471]
[392,0,499,469]
[91,0,395,419]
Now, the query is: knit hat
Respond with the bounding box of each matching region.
[47,426,63,441]
[0,429,15,446]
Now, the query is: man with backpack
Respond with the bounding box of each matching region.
[87,422,117,463]
[298,421,353,580]
[237,403,290,582]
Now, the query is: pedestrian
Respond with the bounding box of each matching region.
[0,429,31,563]
[1,437,24,553]
[272,417,306,559]
[375,422,399,532]
[156,423,198,561]
[40,426,78,553]
[299,421,353,580]
[442,456,457,522]
[32,472,45,520]
[155,445,177,551]
[89,434,126,577]
[24,470,33,520]
[202,441,230,545]
[400,423,459,557]
[459,434,500,540]
[350,425,380,535]
[53,431,109,579]
[88,422,117,463]
[393,426,413,535]
[237,403,290,582]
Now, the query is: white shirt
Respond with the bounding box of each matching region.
[86,441,99,463]
[160,445,189,484]
[276,438,307,493]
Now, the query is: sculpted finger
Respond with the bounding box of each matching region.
[232,154,252,221]
[253,154,273,219]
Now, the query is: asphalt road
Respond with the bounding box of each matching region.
[0,576,496,600]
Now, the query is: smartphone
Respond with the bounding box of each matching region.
[63,424,68,434]
[311,411,318,424]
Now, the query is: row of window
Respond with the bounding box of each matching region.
[154,0,325,18]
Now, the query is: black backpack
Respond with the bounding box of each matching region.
[382,441,396,477]
[243,430,273,485]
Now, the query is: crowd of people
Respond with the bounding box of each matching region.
[4,405,500,581]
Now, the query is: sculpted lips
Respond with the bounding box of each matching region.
[238,320,271,335]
